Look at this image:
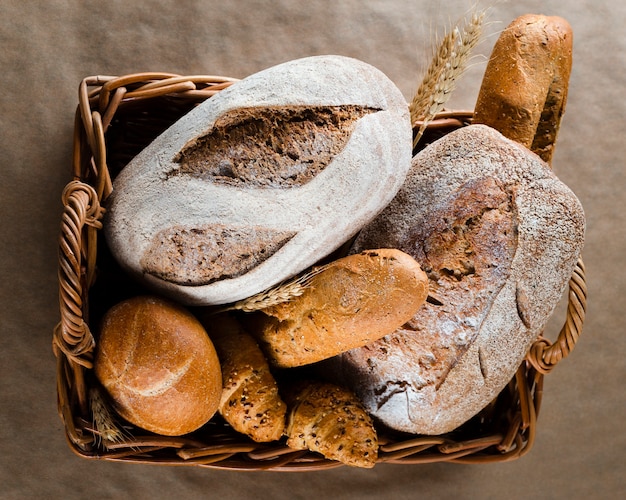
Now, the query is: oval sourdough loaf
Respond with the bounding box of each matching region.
[104,55,412,306]
[325,125,585,435]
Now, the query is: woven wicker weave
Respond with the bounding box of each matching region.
[53,73,587,470]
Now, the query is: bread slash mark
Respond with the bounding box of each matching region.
[171,105,379,188]
[516,283,532,328]
[478,347,488,380]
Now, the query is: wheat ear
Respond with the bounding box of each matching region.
[226,264,329,313]
[89,386,129,448]
[410,9,486,148]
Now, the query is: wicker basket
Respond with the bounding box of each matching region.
[53,72,587,470]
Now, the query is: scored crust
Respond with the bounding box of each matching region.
[327,125,585,435]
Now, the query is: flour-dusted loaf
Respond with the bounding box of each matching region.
[247,249,428,368]
[104,55,412,306]
[94,296,222,436]
[326,125,585,435]
[201,312,287,443]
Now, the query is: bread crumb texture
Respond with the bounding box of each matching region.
[141,224,295,285]
[172,105,377,188]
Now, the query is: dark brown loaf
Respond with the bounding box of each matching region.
[202,313,287,443]
[248,249,429,368]
[327,125,585,435]
[94,296,222,436]
[473,14,573,164]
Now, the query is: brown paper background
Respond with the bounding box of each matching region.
[1,1,624,498]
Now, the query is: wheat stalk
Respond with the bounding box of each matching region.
[226,264,330,313]
[409,27,458,127]
[410,9,486,148]
[89,386,129,448]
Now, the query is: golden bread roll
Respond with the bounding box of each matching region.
[284,381,378,468]
[94,295,222,436]
[248,249,429,368]
[473,14,573,164]
[203,313,287,442]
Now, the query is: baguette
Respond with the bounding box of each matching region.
[473,14,573,164]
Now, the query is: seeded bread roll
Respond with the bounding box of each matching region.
[248,249,428,368]
[473,14,573,164]
[284,380,378,468]
[94,296,222,436]
[202,312,287,442]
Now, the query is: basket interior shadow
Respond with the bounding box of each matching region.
[53,73,587,470]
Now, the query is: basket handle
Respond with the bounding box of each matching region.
[53,180,105,369]
[527,257,587,373]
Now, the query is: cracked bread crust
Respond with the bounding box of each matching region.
[141,224,295,285]
[171,105,377,188]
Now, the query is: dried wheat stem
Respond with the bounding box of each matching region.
[410,9,486,148]
[226,264,330,313]
[89,386,128,448]
[409,27,458,126]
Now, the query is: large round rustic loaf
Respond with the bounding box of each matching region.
[325,125,585,435]
[104,55,412,306]
[94,296,222,436]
